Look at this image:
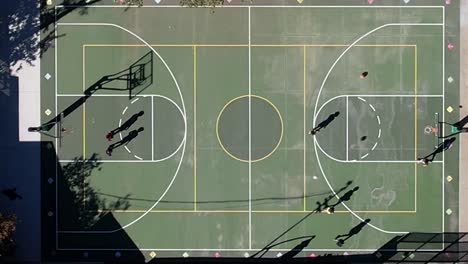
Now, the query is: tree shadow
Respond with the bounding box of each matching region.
[58,153,131,230]
[1,0,105,75]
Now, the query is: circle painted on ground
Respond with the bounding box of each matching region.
[216,95,283,162]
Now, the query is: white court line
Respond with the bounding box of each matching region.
[124,146,131,153]
[58,247,444,252]
[248,6,252,250]
[346,96,349,161]
[151,96,154,161]
[131,97,139,104]
[358,97,366,102]
[57,5,444,8]
[134,155,143,160]
[315,94,443,121]
[312,22,442,235]
[371,142,378,151]
[377,115,381,125]
[369,103,376,112]
[378,129,382,139]
[361,153,370,159]
[56,23,187,234]
[54,6,58,250]
[442,6,445,241]
[122,106,128,115]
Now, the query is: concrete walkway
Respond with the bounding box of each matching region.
[460,0,468,232]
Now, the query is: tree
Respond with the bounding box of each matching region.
[0,213,17,256]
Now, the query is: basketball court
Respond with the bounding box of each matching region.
[38,1,460,261]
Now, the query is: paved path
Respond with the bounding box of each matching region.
[460,0,467,232]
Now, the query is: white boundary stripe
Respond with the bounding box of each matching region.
[57,5,444,8]
[369,103,376,112]
[361,153,369,159]
[56,23,187,233]
[377,115,381,125]
[248,6,252,250]
[122,106,128,115]
[442,6,445,241]
[58,247,444,252]
[312,22,442,235]
[346,96,349,161]
[124,146,131,153]
[134,155,143,160]
[151,96,154,161]
[131,98,139,104]
[371,142,378,151]
[358,97,366,102]
[54,6,58,250]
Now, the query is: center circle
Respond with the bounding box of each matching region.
[216,95,283,162]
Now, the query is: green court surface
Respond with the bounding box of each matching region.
[40,1,460,261]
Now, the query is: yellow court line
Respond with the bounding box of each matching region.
[83,44,417,47]
[414,45,418,212]
[82,43,419,214]
[303,45,307,212]
[215,95,284,163]
[96,209,416,214]
[193,46,197,211]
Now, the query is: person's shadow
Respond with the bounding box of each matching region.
[1,188,23,201]
[108,111,144,139]
[310,112,340,135]
[315,180,353,212]
[329,186,359,208]
[279,237,314,259]
[107,127,144,153]
[419,137,456,162]
[334,219,371,247]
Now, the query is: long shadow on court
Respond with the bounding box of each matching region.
[28,51,153,134]
[41,143,144,261]
[96,189,345,210]
[250,180,355,259]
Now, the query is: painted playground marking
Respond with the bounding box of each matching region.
[312,22,443,235]
[53,6,447,251]
[56,22,188,234]
[115,95,186,162]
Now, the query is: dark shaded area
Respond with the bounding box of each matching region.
[1,0,104,76]
[41,142,145,262]
[1,188,23,201]
[279,237,314,259]
[309,111,340,135]
[452,115,468,129]
[142,233,468,264]
[360,136,367,141]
